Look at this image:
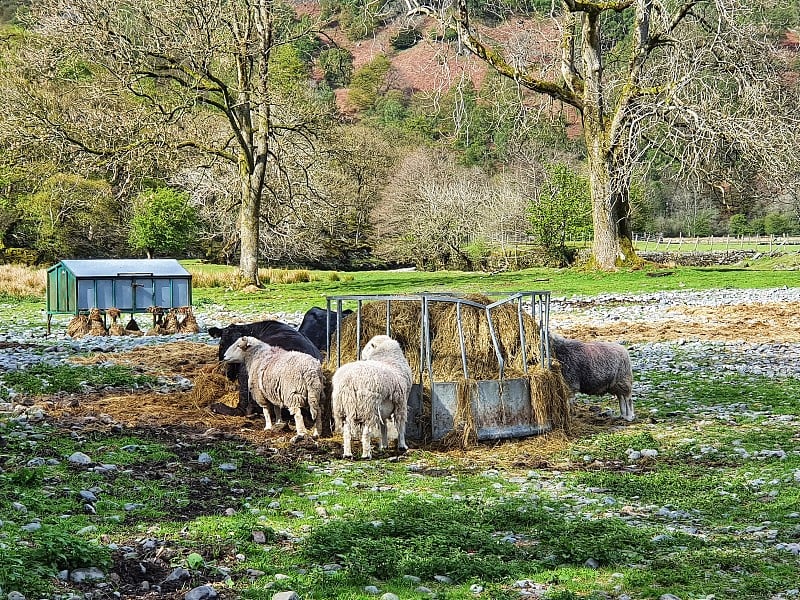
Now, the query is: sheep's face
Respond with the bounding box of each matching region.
[361,334,395,359]
[222,336,252,364]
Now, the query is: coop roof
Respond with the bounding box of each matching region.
[52,259,190,278]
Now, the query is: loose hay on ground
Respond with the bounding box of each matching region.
[69,342,219,378]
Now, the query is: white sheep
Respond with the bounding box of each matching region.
[222,336,324,438]
[551,333,634,421]
[331,334,412,459]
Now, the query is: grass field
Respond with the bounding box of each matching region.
[2,260,800,599]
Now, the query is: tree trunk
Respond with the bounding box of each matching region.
[239,165,261,286]
[581,11,636,269]
[585,146,637,268]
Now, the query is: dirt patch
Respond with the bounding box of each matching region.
[41,299,798,453]
[555,301,800,343]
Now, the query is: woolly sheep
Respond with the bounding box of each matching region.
[331,334,412,459]
[551,333,635,421]
[223,336,325,438]
[209,320,321,417]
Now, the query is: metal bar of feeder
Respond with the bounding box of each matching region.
[335,298,342,367]
[417,298,425,389]
[539,293,551,367]
[517,296,528,373]
[423,296,435,400]
[456,302,468,379]
[325,297,332,357]
[356,300,363,359]
[484,295,521,380]
[385,300,391,336]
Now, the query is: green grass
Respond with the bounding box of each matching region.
[188,263,800,314]
[3,265,800,598]
[0,363,157,399]
[4,362,800,600]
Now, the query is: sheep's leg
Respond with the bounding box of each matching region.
[342,421,353,459]
[311,408,322,439]
[272,405,285,428]
[618,393,635,422]
[378,421,389,451]
[395,418,408,454]
[263,403,274,431]
[289,407,308,440]
[360,424,372,459]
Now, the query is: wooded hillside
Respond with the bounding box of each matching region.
[1,0,798,273]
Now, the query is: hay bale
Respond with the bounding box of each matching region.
[329,295,544,381]
[177,307,200,334]
[88,308,107,336]
[107,308,126,336]
[162,311,179,335]
[67,314,90,338]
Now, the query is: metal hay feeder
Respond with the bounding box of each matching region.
[326,291,555,443]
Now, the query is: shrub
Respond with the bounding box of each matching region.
[764,212,797,235]
[728,213,748,235]
[319,47,354,87]
[527,163,592,261]
[128,188,199,259]
[391,27,422,49]
[347,55,391,111]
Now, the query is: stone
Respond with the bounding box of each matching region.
[70,567,106,583]
[185,585,218,600]
[68,452,92,465]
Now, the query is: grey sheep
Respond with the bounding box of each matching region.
[551,333,634,421]
[223,336,324,438]
[331,334,412,459]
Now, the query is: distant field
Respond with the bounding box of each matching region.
[634,234,800,253]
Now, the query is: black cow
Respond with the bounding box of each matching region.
[297,307,354,353]
[208,320,321,417]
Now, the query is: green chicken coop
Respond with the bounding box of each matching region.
[46,259,192,333]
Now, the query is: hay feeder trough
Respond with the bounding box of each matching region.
[326,291,565,444]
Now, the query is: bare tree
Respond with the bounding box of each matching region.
[407,0,800,269]
[375,147,510,269]
[20,0,332,284]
